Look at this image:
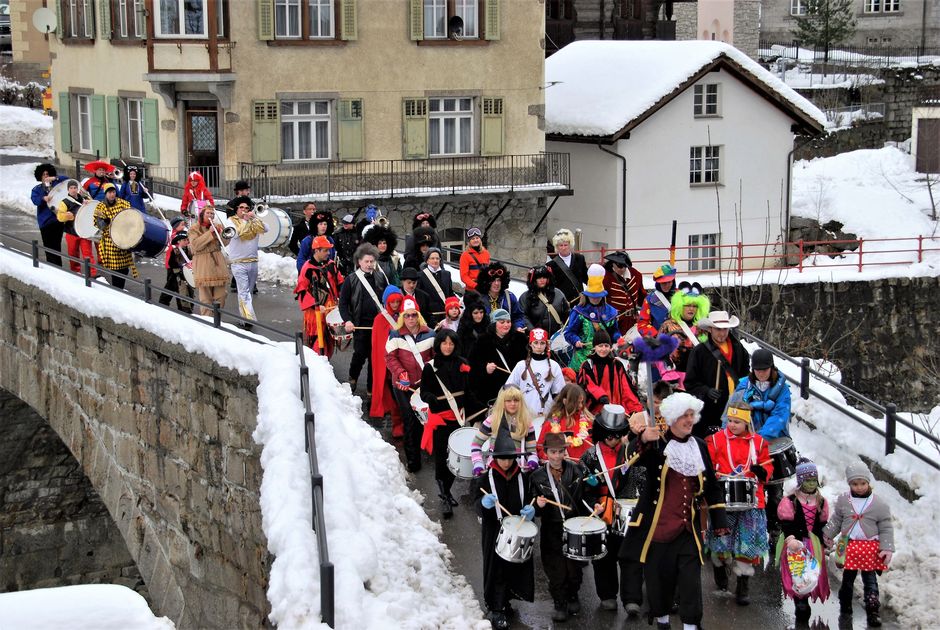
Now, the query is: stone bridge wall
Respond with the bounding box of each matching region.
[0,275,270,628]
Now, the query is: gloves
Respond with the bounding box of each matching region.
[878,550,893,566]
[525,459,539,471]
[472,464,484,477]
[96,217,111,230]
[520,505,536,522]
[396,372,410,391]
[762,400,776,412]
[706,388,722,402]
[585,474,600,487]
[481,494,497,510]
[750,464,768,482]
[598,395,611,406]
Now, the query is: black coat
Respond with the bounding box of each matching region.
[580,442,631,503]
[518,287,570,337]
[416,265,454,326]
[547,254,588,303]
[529,460,588,524]
[684,335,750,438]
[332,228,360,275]
[337,270,388,326]
[469,329,529,407]
[289,217,313,255]
[420,356,479,416]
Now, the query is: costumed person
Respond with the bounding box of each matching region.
[188,204,231,315]
[354,204,380,242]
[31,163,70,267]
[369,287,405,436]
[295,210,336,272]
[823,462,894,627]
[457,291,489,353]
[400,266,432,317]
[468,309,529,409]
[471,385,539,476]
[288,202,318,256]
[82,160,116,201]
[577,328,642,416]
[603,251,646,337]
[333,213,360,276]
[420,329,478,518]
[530,431,588,621]
[546,228,588,303]
[225,180,251,217]
[472,431,536,630]
[385,297,435,473]
[158,229,193,313]
[657,282,711,388]
[437,296,462,332]
[625,380,674,511]
[403,226,435,270]
[637,264,678,336]
[55,179,97,276]
[179,170,214,217]
[519,264,569,338]
[684,310,749,438]
[563,264,621,371]
[417,247,454,328]
[777,458,830,624]
[338,243,388,394]
[505,328,566,432]
[704,402,772,606]
[228,196,268,325]
[294,235,343,357]
[620,393,729,630]
[478,262,526,332]
[118,165,148,211]
[404,211,441,262]
[93,183,135,289]
[536,383,593,461]
[459,227,490,291]
[562,367,577,385]
[363,221,402,287]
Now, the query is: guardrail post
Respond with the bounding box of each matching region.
[300,365,309,403]
[83,259,92,287]
[321,561,335,628]
[885,403,897,456]
[918,235,923,263]
[143,278,152,303]
[798,239,804,272]
[799,357,810,400]
[31,240,40,267]
[857,238,864,272]
[212,302,222,328]
[737,242,744,276]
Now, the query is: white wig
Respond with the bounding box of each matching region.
[659,392,704,426]
[553,228,575,247]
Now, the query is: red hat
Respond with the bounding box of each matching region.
[444,296,461,311]
[561,367,576,381]
[401,297,420,313]
[529,328,548,343]
[311,235,333,250]
[84,160,115,174]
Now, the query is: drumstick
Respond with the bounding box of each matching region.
[582,499,603,519]
[353,326,372,330]
[494,365,511,375]
[585,460,630,480]
[514,498,537,533]
[480,488,513,519]
[541,497,572,511]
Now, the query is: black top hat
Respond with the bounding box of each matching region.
[596,404,628,433]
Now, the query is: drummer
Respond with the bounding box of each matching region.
[473,431,536,630]
[93,183,135,289]
[31,163,69,267]
[505,328,566,434]
[295,235,343,356]
[530,431,588,621]
[55,179,98,276]
[159,230,194,314]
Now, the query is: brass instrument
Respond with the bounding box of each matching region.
[252,202,269,218]
[374,209,390,228]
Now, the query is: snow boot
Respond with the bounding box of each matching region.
[735,575,750,606]
[436,480,453,519]
[713,564,729,591]
[442,478,458,506]
[551,600,568,622]
[865,594,882,627]
[624,602,641,618]
[794,598,811,623]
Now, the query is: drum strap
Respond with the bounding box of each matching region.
[403,333,426,371]
[525,363,550,412]
[552,255,581,295]
[537,292,562,326]
[595,444,617,498]
[677,320,700,347]
[429,362,464,425]
[725,434,757,474]
[422,267,448,304]
[489,469,525,515]
[545,463,566,519]
[652,290,670,311]
[355,270,396,327]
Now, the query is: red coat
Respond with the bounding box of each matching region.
[459,247,491,292]
[536,412,593,461]
[706,428,772,508]
[603,268,646,335]
[577,357,642,415]
[180,172,214,213]
[370,306,401,418]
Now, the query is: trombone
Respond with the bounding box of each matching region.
[209,210,236,259]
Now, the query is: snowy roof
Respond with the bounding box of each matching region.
[545,40,828,138]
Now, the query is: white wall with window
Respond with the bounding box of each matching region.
[693,83,720,117]
[688,233,719,270]
[280,100,331,161]
[61,0,95,38]
[125,98,145,159]
[76,94,92,153]
[689,145,721,184]
[789,0,807,16]
[864,0,901,13]
[429,97,473,156]
[275,0,334,38]
[156,0,207,37]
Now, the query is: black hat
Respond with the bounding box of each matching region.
[234,180,250,191]
[596,404,628,433]
[363,223,398,253]
[751,348,775,370]
[592,328,611,346]
[170,216,187,229]
[491,428,523,458]
[400,267,420,281]
[413,226,435,247]
[603,251,632,267]
[171,230,189,245]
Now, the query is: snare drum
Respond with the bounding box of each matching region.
[259,208,292,249]
[110,210,169,258]
[768,437,799,485]
[447,426,489,479]
[410,390,429,426]
[549,330,573,367]
[495,516,538,564]
[325,308,353,351]
[720,477,758,511]
[563,517,607,561]
[73,201,101,241]
[611,498,638,536]
[182,263,195,289]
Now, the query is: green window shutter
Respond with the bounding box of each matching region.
[91,94,107,157]
[55,0,64,38]
[99,0,112,39]
[338,99,364,161]
[340,0,357,40]
[258,0,274,40]
[142,98,161,164]
[252,100,280,164]
[58,92,72,153]
[402,98,428,160]
[481,97,504,156]
[409,0,423,41]
[484,0,500,41]
[106,96,121,157]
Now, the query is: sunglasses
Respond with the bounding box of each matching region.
[488,268,505,277]
[403,313,418,318]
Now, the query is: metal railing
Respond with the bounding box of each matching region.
[824,102,886,128]
[0,232,335,627]
[758,40,940,68]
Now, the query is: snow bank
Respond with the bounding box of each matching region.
[0,584,174,630]
[0,162,41,216]
[0,105,54,157]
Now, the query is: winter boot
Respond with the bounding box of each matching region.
[489,610,509,630]
[624,602,641,618]
[865,594,882,627]
[713,564,729,591]
[442,478,458,506]
[551,600,568,622]
[839,592,853,616]
[436,480,453,519]
[566,595,581,615]
[735,575,750,606]
[794,598,811,623]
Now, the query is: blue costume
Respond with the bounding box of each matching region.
[119,180,148,211]
[295,233,336,271]
[563,302,620,370]
[730,375,792,440]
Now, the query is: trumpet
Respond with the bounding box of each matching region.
[111,167,124,183]
[253,202,269,218]
[374,209,390,228]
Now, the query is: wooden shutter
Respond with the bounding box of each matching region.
[340,0,357,40]
[142,98,160,164]
[99,0,112,39]
[55,0,64,38]
[257,0,274,40]
[59,92,72,153]
[91,94,107,157]
[106,96,121,157]
[481,97,504,156]
[402,98,428,160]
[252,100,280,164]
[484,0,500,40]
[409,0,423,41]
[338,99,364,161]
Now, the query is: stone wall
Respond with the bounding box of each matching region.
[793,121,889,160]
[881,65,940,141]
[0,389,147,597]
[732,0,761,60]
[0,275,270,629]
[674,4,697,41]
[715,276,940,412]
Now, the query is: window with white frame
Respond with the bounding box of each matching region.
[76,95,92,154]
[424,0,479,39]
[693,84,720,117]
[883,0,899,11]
[111,0,145,39]
[280,100,331,161]
[789,0,807,16]
[689,145,721,184]
[62,0,94,39]
[126,98,145,160]
[156,0,206,37]
[688,233,719,271]
[429,97,473,156]
[274,0,334,39]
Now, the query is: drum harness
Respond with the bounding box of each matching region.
[422,267,448,306]
[354,269,397,328]
[724,433,758,477]
[544,463,568,519]
[489,468,525,518]
[537,292,563,327]
[427,361,465,425]
[524,362,551,415]
[595,443,620,498]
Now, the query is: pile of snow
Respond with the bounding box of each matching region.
[0,585,174,630]
[0,162,41,216]
[0,249,486,629]
[0,105,54,157]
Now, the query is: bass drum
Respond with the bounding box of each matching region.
[259,208,292,249]
[110,210,169,258]
[73,201,101,241]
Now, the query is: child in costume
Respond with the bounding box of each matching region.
[471,385,539,476]
[506,328,566,431]
[436,295,462,332]
[563,263,620,371]
[576,328,642,416]
[636,263,677,336]
[536,383,593,461]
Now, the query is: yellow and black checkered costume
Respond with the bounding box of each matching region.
[94,198,134,270]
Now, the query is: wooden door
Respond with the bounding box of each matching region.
[916,118,940,174]
[186,110,219,187]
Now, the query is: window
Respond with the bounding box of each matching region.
[281,100,331,161]
[273,0,335,39]
[156,0,206,37]
[111,0,145,39]
[77,95,92,153]
[789,0,807,15]
[125,98,145,159]
[62,0,94,39]
[689,145,721,184]
[429,97,473,155]
[423,0,479,39]
[693,84,720,117]
[883,0,899,11]
[688,234,719,271]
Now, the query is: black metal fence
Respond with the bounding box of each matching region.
[758,40,940,67]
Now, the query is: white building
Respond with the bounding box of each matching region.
[544,40,826,273]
